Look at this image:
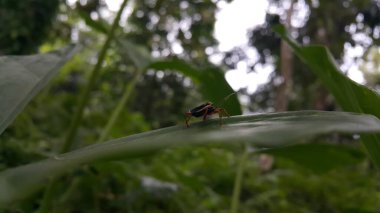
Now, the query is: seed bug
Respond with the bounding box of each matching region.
[184,93,236,127]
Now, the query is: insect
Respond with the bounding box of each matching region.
[184,102,230,127]
[184,93,236,127]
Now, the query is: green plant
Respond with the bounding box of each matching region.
[1,108,380,206]
[274,25,380,167]
[2,20,380,213]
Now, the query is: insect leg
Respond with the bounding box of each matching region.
[202,108,210,121]
[216,108,229,125]
[222,108,230,117]
[184,112,192,127]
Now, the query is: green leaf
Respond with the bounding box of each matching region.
[77,11,109,34]
[0,45,80,135]
[117,41,241,115]
[118,40,153,70]
[149,59,241,115]
[262,143,365,173]
[274,25,380,168]
[0,111,379,205]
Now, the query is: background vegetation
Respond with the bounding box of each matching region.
[2,0,380,212]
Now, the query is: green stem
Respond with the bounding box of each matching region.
[38,2,130,212]
[61,0,129,153]
[37,179,56,213]
[97,69,141,143]
[230,145,249,213]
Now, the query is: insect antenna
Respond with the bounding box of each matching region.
[216,92,237,107]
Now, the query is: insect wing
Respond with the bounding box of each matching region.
[190,103,211,117]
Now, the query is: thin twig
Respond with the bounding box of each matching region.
[61,0,129,153]
[97,69,141,143]
[38,1,130,212]
[230,145,249,213]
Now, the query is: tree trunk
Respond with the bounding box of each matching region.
[275,0,295,111]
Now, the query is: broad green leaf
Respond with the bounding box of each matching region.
[117,41,241,115]
[0,111,379,205]
[118,40,153,70]
[77,11,109,34]
[149,59,201,81]
[274,25,380,168]
[149,59,241,115]
[262,143,365,173]
[0,45,79,135]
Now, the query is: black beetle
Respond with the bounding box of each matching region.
[184,102,229,127]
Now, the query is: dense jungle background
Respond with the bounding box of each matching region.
[2,0,380,212]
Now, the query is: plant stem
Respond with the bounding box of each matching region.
[38,2,129,212]
[61,0,129,153]
[37,179,56,213]
[230,145,249,213]
[97,69,141,143]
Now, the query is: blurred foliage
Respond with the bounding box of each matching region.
[360,46,380,89]
[275,24,380,167]
[126,0,219,63]
[0,0,60,55]
[123,0,234,128]
[229,0,380,112]
[1,0,380,212]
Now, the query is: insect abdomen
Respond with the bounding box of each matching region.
[190,103,215,117]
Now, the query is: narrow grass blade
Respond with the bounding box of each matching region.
[0,111,379,205]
